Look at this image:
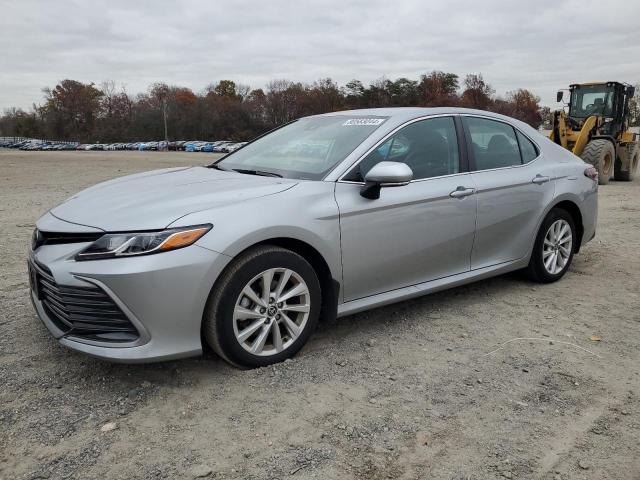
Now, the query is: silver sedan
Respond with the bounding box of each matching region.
[28,108,598,367]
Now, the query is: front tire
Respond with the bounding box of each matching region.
[581,139,615,185]
[526,208,576,283]
[203,245,321,368]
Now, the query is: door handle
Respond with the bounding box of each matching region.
[449,186,475,198]
[532,174,550,185]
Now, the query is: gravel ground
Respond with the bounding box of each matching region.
[1,150,639,480]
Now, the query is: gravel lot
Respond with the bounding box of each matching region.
[1,150,639,480]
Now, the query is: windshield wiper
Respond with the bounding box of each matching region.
[208,164,228,171]
[231,168,283,178]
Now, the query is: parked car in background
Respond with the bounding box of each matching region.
[212,141,233,153]
[21,141,46,151]
[28,107,597,368]
[201,142,217,152]
[3,138,253,154]
[185,141,206,152]
[226,142,247,153]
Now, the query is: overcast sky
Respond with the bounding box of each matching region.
[1,0,639,111]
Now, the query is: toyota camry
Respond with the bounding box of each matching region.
[28,108,598,368]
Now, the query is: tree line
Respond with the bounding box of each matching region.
[3,72,634,143]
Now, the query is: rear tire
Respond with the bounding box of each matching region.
[526,208,576,283]
[203,245,321,369]
[614,149,638,182]
[581,139,615,185]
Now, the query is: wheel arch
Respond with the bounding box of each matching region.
[549,199,584,253]
[214,237,340,324]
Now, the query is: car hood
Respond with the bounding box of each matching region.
[50,166,298,231]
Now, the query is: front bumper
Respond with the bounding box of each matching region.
[30,215,232,363]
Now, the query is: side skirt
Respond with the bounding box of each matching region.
[336,258,528,318]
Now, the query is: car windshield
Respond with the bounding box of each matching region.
[216,115,388,180]
[569,85,615,118]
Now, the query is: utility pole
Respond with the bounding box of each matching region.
[162,100,168,143]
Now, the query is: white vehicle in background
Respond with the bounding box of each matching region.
[226,142,247,153]
[214,141,237,153]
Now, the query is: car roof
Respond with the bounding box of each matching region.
[316,107,514,123]
[315,107,538,136]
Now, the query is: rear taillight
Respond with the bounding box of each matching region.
[584,166,598,182]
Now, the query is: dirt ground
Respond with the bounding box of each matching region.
[1,150,639,480]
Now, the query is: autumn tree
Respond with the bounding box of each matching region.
[388,78,419,106]
[41,79,104,141]
[343,79,366,108]
[305,78,343,114]
[499,89,543,128]
[0,108,44,138]
[418,71,459,106]
[1,72,551,141]
[97,81,134,141]
[210,80,240,99]
[460,74,494,109]
[365,77,394,107]
[244,88,268,129]
[169,88,199,140]
[264,79,305,127]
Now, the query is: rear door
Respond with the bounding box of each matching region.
[462,115,555,269]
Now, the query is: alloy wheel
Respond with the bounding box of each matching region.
[542,219,573,275]
[232,268,311,356]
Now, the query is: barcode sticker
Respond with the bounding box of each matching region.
[342,118,386,126]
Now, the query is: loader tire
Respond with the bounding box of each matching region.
[581,139,615,185]
[614,149,638,182]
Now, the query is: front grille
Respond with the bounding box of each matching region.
[32,229,104,250]
[30,261,139,343]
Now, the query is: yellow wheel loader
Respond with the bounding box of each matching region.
[550,82,639,184]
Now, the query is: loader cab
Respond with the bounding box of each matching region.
[562,82,635,138]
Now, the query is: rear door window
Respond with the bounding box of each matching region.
[465,117,522,170]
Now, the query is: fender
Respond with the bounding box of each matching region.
[528,192,587,260]
[218,224,342,282]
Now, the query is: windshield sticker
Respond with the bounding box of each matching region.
[342,118,386,126]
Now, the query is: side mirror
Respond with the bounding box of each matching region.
[360,161,413,199]
[556,91,564,102]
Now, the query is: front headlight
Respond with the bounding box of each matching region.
[75,224,212,261]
